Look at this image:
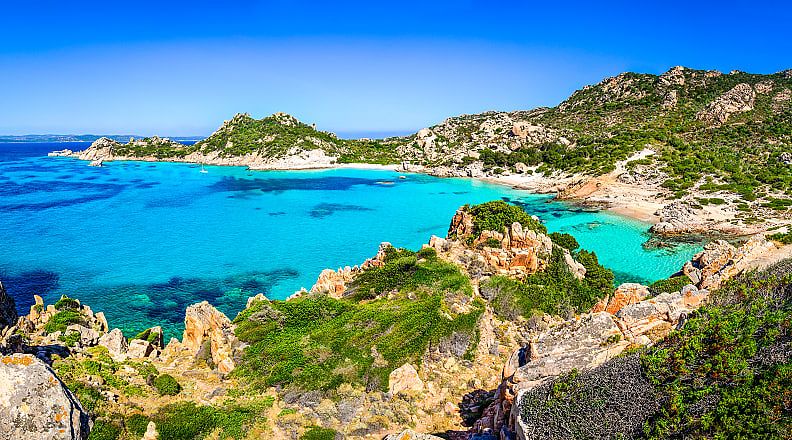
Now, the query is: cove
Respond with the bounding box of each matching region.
[0,142,702,338]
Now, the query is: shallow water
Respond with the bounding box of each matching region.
[0,142,702,338]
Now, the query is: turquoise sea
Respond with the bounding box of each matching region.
[0,142,702,338]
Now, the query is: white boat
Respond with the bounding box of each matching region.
[200,164,208,174]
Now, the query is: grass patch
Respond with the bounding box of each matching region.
[234,251,481,391]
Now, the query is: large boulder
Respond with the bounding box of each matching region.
[388,363,424,395]
[182,301,244,374]
[98,328,128,360]
[0,280,17,330]
[0,353,91,439]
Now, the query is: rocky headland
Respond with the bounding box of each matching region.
[2,201,790,439]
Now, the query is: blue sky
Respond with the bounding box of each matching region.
[1,1,790,136]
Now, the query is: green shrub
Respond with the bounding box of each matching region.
[134,327,162,345]
[87,420,121,440]
[483,247,613,319]
[125,414,150,436]
[416,247,437,259]
[54,296,80,310]
[300,426,338,440]
[349,246,471,301]
[768,231,792,244]
[482,237,502,248]
[151,400,272,440]
[641,259,792,438]
[648,276,690,295]
[44,310,85,333]
[234,277,482,391]
[58,330,81,347]
[549,232,579,251]
[153,374,181,396]
[467,201,547,238]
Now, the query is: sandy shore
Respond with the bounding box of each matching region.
[53,150,788,235]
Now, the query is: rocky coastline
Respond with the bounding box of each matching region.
[1,202,790,439]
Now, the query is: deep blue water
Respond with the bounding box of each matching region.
[0,142,702,338]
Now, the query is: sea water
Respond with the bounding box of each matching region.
[0,142,702,338]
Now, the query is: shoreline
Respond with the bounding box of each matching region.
[49,152,789,240]
[53,152,665,226]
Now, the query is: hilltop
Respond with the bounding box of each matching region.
[53,67,792,235]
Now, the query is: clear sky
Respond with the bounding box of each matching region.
[1,1,790,137]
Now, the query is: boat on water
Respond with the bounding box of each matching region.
[200,164,208,174]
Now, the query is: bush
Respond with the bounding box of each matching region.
[548,232,579,251]
[151,400,273,440]
[467,201,547,237]
[58,330,81,347]
[300,426,338,440]
[125,414,150,436]
[44,310,85,333]
[234,274,482,391]
[87,420,121,440]
[641,259,792,438]
[648,275,690,295]
[768,231,792,244]
[483,247,613,319]
[153,374,181,396]
[54,296,80,310]
[349,246,471,301]
[416,247,437,259]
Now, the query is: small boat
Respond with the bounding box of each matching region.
[200,164,208,174]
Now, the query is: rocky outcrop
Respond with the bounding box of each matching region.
[472,234,780,439]
[473,250,719,439]
[650,201,705,235]
[0,280,17,330]
[697,83,756,125]
[0,353,91,439]
[97,328,128,360]
[682,235,776,290]
[430,207,558,280]
[388,363,425,396]
[591,282,649,314]
[181,301,245,374]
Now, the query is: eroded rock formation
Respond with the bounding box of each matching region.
[180,301,245,374]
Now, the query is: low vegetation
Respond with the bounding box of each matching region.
[465,200,547,239]
[233,247,482,392]
[482,247,614,320]
[153,373,181,396]
[515,258,792,439]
